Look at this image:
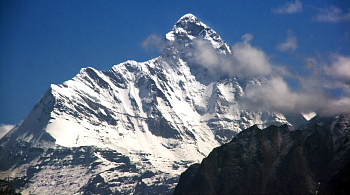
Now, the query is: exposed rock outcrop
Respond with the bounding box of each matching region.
[174,114,350,195]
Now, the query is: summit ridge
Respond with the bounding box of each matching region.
[166,14,231,54]
[176,13,201,24]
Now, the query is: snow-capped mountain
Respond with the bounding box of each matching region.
[0,14,290,194]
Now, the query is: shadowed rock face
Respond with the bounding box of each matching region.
[174,114,350,195]
[0,179,21,195]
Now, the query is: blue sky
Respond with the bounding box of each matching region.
[1,0,350,125]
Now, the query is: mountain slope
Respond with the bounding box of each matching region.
[1,14,290,194]
[174,114,350,195]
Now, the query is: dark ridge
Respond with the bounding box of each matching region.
[174,115,350,195]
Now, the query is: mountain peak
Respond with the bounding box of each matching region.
[0,14,292,194]
[166,14,231,54]
[176,13,201,25]
[166,14,207,41]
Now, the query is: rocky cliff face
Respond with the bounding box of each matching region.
[1,14,293,194]
[174,114,350,195]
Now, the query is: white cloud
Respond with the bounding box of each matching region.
[313,6,350,23]
[192,34,273,79]
[277,30,298,51]
[231,35,272,77]
[241,75,350,116]
[142,34,165,52]
[242,33,253,42]
[0,124,14,138]
[242,77,318,114]
[325,55,350,83]
[193,39,221,70]
[239,53,350,116]
[324,97,350,116]
[273,0,303,14]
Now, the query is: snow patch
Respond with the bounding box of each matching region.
[302,111,317,121]
[46,117,84,147]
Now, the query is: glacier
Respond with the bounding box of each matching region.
[0,14,292,194]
